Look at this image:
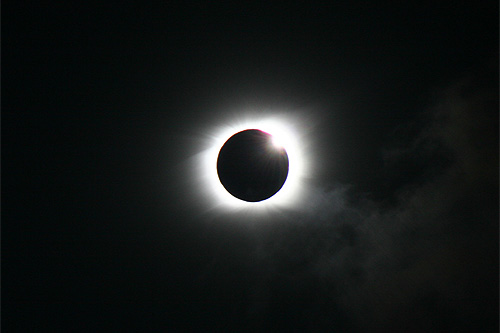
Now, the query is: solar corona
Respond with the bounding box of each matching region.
[195,115,308,212]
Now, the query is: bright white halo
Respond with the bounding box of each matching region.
[196,115,308,213]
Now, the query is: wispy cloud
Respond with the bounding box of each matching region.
[225,65,499,331]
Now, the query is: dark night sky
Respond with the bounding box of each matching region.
[3,2,499,331]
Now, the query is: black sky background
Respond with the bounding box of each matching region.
[3,2,499,331]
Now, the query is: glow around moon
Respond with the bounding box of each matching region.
[191,112,312,214]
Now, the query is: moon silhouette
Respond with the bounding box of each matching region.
[217,129,289,202]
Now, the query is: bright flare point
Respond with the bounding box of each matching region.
[270,135,284,149]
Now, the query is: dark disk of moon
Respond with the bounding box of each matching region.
[217,129,289,202]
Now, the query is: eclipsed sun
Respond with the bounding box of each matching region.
[195,116,307,212]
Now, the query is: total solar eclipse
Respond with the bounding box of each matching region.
[217,129,289,202]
